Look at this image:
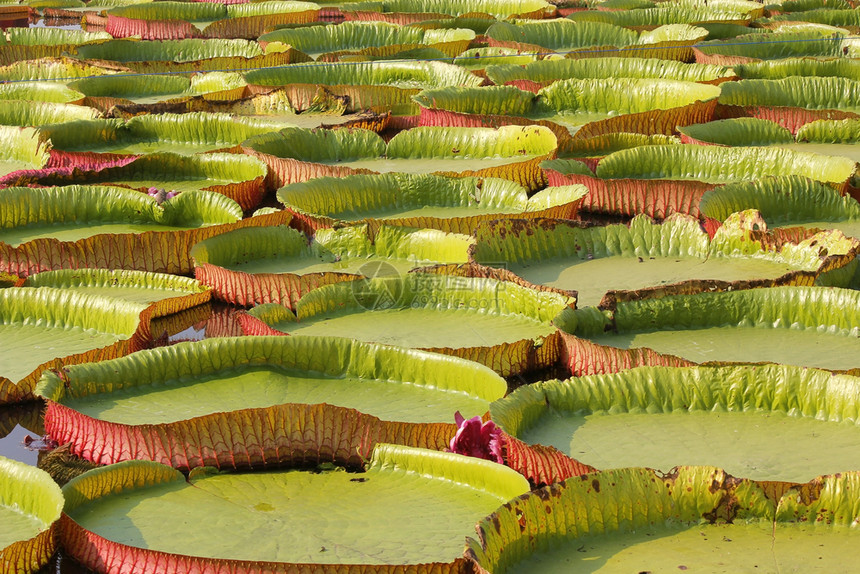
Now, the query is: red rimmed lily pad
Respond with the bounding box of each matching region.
[60,445,530,572]
[192,223,474,308]
[241,273,575,376]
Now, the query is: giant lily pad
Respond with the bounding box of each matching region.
[6,27,110,46]
[0,125,49,178]
[258,21,473,60]
[717,76,860,132]
[677,117,794,145]
[244,59,483,90]
[0,456,63,573]
[243,273,573,376]
[486,19,708,60]
[734,57,860,80]
[21,268,211,316]
[60,445,530,570]
[245,125,558,190]
[693,30,844,65]
[0,100,100,128]
[699,175,860,239]
[75,38,265,62]
[41,113,287,156]
[191,223,473,307]
[279,173,585,234]
[467,467,860,573]
[484,56,735,87]
[0,57,111,83]
[568,0,764,27]
[556,285,860,374]
[0,287,148,404]
[38,335,507,467]
[0,185,297,277]
[545,144,857,218]
[0,81,84,104]
[414,79,720,139]
[4,152,268,211]
[471,214,855,307]
[68,74,192,104]
[492,364,860,483]
[344,0,554,19]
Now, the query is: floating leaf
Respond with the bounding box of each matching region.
[61,445,529,570]
[0,287,149,404]
[467,467,860,573]
[0,456,63,573]
[471,214,853,307]
[556,285,860,374]
[39,335,508,467]
[192,223,473,307]
[492,363,860,482]
[678,117,794,145]
[244,273,573,376]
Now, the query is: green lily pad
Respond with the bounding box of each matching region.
[467,467,860,574]
[245,273,573,376]
[244,59,483,89]
[0,287,146,404]
[246,126,558,191]
[42,113,287,156]
[0,186,241,248]
[678,117,794,145]
[484,56,734,86]
[557,285,860,372]
[41,334,506,424]
[492,363,860,483]
[0,455,63,573]
[191,224,473,307]
[472,214,850,307]
[279,173,584,234]
[61,445,529,569]
[0,100,99,128]
[0,125,49,178]
[699,175,860,239]
[21,268,210,310]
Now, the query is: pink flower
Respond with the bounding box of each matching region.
[447,411,503,464]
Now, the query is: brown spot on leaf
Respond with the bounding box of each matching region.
[592,479,601,493]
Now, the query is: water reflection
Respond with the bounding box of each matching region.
[0,401,43,465]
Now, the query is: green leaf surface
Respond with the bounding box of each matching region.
[734,58,860,80]
[39,335,506,424]
[696,30,843,59]
[68,74,191,103]
[719,76,860,112]
[0,185,241,247]
[678,117,794,145]
[699,175,860,238]
[595,144,857,186]
[485,57,734,85]
[472,214,836,306]
[492,363,860,482]
[562,285,860,371]
[244,60,483,89]
[43,113,287,155]
[0,125,49,178]
[0,287,142,383]
[0,100,100,128]
[250,274,570,355]
[0,455,62,569]
[22,269,208,308]
[468,467,860,574]
[76,38,264,62]
[193,224,472,276]
[0,81,83,104]
[63,445,529,565]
